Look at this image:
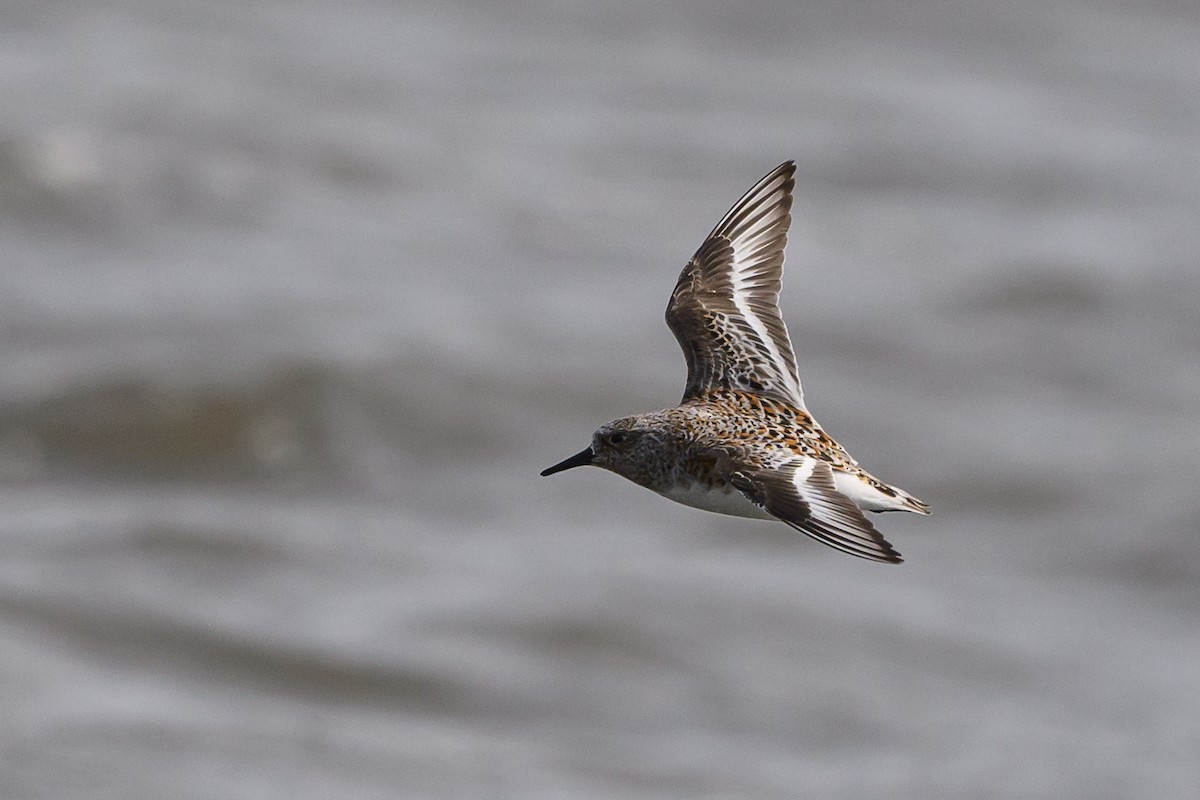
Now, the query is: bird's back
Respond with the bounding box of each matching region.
[669,391,929,515]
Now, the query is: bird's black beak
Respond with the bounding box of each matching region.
[540,446,594,476]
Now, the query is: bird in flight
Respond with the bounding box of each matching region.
[541,161,929,563]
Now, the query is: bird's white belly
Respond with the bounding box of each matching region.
[659,468,907,520]
[658,482,775,521]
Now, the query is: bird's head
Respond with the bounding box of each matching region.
[540,416,661,485]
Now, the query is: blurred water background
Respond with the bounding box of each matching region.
[2,1,1199,797]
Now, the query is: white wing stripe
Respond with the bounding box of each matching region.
[731,256,801,400]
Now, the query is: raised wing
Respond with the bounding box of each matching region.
[666,161,805,406]
[730,458,903,563]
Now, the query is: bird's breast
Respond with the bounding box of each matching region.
[658,481,775,521]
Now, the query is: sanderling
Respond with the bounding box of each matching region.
[541,161,929,563]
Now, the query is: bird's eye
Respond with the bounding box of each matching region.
[607,433,626,446]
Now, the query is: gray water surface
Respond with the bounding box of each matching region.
[2,2,1199,798]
